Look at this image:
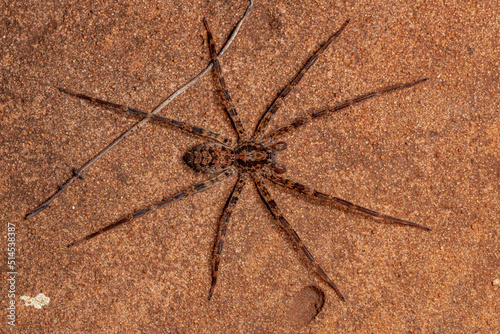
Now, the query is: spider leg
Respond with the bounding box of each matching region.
[261,168,431,231]
[253,19,350,140]
[265,78,428,143]
[67,169,234,248]
[25,1,254,219]
[203,18,248,141]
[59,88,233,146]
[252,172,345,301]
[208,174,247,301]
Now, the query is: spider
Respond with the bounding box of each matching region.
[27,8,430,302]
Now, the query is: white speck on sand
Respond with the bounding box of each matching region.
[20,293,50,309]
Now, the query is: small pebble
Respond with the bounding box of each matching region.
[492,278,500,286]
[20,293,50,309]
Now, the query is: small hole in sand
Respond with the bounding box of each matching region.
[288,285,325,329]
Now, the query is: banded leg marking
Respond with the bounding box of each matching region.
[59,88,233,146]
[254,19,350,139]
[252,172,345,301]
[208,174,247,300]
[265,78,428,143]
[68,169,234,247]
[261,168,431,231]
[204,18,248,140]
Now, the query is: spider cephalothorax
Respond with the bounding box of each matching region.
[28,6,430,303]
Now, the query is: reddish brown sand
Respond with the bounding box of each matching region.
[1,0,498,333]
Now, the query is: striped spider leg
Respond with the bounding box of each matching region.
[203,17,248,140]
[68,169,235,247]
[260,168,431,231]
[58,88,234,146]
[208,174,247,300]
[263,78,429,144]
[253,19,351,140]
[252,172,346,301]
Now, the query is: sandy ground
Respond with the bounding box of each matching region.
[1,0,498,333]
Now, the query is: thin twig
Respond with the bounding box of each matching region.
[26,0,254,219]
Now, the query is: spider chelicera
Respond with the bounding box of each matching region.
[27,4,430,301]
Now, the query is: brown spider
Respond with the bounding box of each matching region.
[27,9,430,301]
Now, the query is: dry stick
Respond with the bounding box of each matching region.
[26,0,254,219]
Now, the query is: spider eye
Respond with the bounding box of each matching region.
[270,142,287,151]
[270,163,287,174]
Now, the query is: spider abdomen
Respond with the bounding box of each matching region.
[183,143,235,173]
